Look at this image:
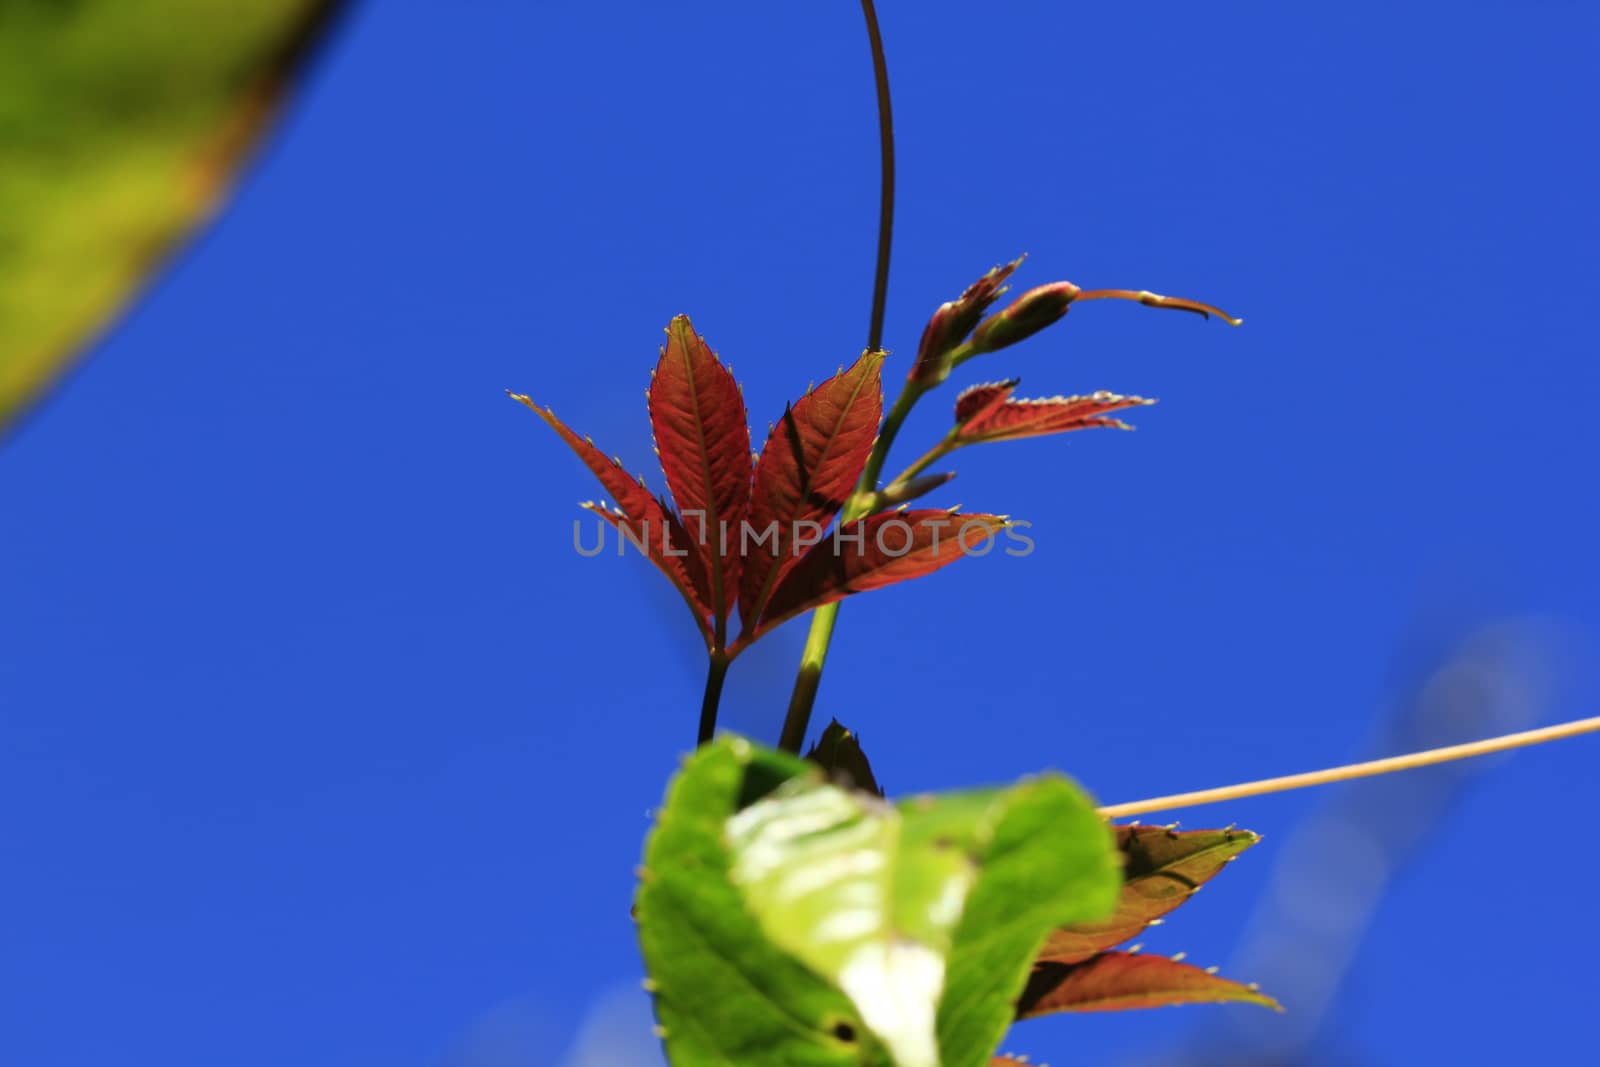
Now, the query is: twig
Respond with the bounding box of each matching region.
[1099,716,1600,818]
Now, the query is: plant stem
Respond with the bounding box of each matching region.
[778,387,917,753]
[775,0,897,754]
[860,0,894,355]
[697,652,730,746]
[1098,715,1600,819]
[851,386,920,517]
[779,611,838,753]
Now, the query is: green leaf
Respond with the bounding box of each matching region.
[805,719,884,796]
[934,776,1121,1067]
[0,0,343,433]
[1038,826,1260,965]
[730,777,1021,1067]
[636,738,887,1066]
[637,738,1119,1067]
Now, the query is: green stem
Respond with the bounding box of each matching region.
[697,652,731,746]
[778,389,920,753]
[778,609,838,753]
[776,0,898,754]
[851,386,920,518]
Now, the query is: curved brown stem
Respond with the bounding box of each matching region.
[860,0,895,354]
[776,0,897,754]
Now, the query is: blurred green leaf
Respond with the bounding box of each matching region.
[728,768,991,1067]
[0,0,343,433]
[934,775,1120,1067]
[637,737,1119,1067]
[635,738,889,1066]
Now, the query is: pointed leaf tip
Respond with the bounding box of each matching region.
[910,258,1027,387]
[1039,826,1261,965]
[649,317,753,629]
[1017,952,1281,1016]
[956,391,1155,445]
[518,400,714,641]
[954,379,1021,426]
[805,719,884,796]
[740,350,883,628]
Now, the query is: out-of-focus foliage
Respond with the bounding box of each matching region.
[634,736,1120,1067]
[0,0,342,433]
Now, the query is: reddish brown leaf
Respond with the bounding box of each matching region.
[745,510,1008,643]
[990,1058,1033,1066]
[509,394,713,640]
[653,490,714,614]
[953,379,1020,425]
[1017,952,1280,1016]
[740,352,884,627]
[648,315,753,631]
[1040,826,1261,966]
[956,390,1155,443]
[580,504,718,639]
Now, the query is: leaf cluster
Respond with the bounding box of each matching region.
[638,731,1272,1066]
[516,263,1255,1065]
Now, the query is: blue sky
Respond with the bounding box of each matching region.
[3,2,1598,1064]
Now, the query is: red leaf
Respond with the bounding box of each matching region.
[1017,952,1280,1017]
[953,379,1020,424]
[1040,826,1261,965]
[745,510,1007,643]
[648,316,753,631]
[740,352,884,627]
[508,394,713,641]
[956,390,1154,443]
